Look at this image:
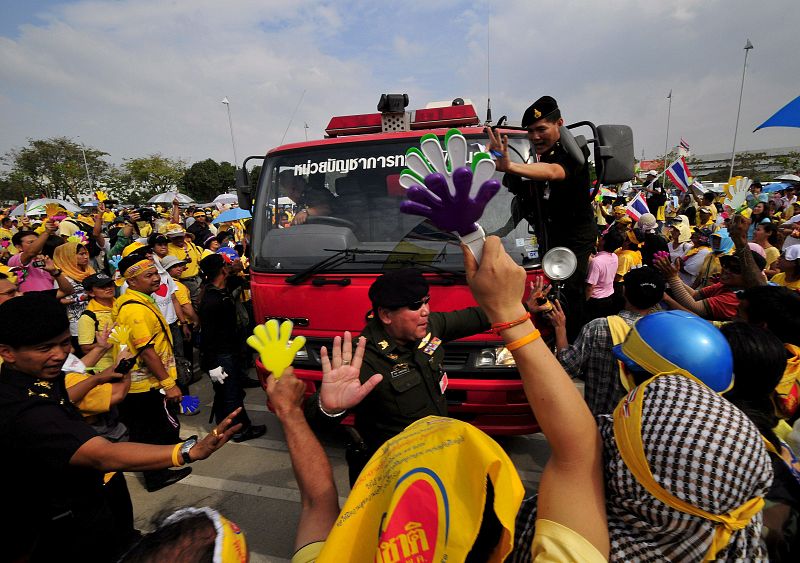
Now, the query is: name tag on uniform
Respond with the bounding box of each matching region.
[422,337,441,356]
[439,371,449,394]
[390,363,411,379]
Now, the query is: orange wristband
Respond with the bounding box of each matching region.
[491,312,531,335]
[171,443,184,467]
[506,330,541,351]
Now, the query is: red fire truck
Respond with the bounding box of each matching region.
[236,96,633,435]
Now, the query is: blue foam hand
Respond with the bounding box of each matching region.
[108,254,122,270]
[401,167,500,236]
[180,395,201,415]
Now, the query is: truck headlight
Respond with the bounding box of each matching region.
[474,346,516,368]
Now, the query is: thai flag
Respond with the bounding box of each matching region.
[680,138,690,151]
[626,191,650,221]
[665,157,693,192]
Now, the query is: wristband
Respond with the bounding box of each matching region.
[491,312,531,335]
[161,378,176,390]
[506,330,542,351]
[318,394,345,418]
[171,443,184,467]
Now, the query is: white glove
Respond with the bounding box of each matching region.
[208,366,229,384]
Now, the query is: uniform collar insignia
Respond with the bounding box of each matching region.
[379,340,389,350]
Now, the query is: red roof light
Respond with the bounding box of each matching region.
[412,104,479,129]
[325,113,382,137]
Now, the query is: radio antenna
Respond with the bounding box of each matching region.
[281,89,306,145]
[485,1,492,125]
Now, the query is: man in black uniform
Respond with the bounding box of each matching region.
[0,293,242,562]
[306,268,489,484]
[487,96,596,337]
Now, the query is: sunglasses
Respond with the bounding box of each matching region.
[406,295,431,311]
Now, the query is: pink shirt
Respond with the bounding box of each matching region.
[586,251,618,299]
[8,254,56,293]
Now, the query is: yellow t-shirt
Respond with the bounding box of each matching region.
[765,246,780,269]
[615,249,642,278]
[77,299,116,372]
[114,289,176,393]
[770,273,800,289]
[531,519,607,562]
[173,279,191,306]
[0,227,18,255]
[102,211,116,223]
[292,542,324,563]
[167,242,202,278]
[64,372,113,416]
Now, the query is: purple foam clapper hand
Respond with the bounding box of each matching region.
[400,166,500,263]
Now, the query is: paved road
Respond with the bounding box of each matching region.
[126,373,553,562]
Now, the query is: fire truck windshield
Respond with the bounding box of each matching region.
[251,135,535,273]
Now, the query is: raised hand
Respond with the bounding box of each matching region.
[319,331,383,413]
[108,254,123,271]
[246,319,306,381]
[723,177,751,213]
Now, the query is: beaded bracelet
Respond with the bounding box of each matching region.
[506,330,542,351]
[491,312,531,335]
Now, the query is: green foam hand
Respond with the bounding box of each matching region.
[247,319,307,380]
[399,128,496,198]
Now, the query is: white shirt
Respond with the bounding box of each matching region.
[679,247,711,286]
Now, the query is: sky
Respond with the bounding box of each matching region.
[1,0,799,168]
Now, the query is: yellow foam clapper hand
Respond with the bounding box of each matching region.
[44,203,62,217]
[247,320,306,380]
[109,325,132,349]
[95,190,108,202]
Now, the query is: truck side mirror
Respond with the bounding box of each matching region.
[595,125,635,184]
[558,126,587,168]
[236,168,251,211]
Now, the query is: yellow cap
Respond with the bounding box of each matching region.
[121,241,147,258]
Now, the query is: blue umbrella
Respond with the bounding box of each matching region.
[212,208,251,224]
[754,95,800,131]
[762,182,790,193]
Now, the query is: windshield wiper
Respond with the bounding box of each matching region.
[284,248,427,285]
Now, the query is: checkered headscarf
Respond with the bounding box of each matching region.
[510,375,773,563]
[600,374,773,562]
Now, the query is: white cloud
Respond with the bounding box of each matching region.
[0,0,798,170]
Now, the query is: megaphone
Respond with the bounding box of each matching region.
[541,246,577,306]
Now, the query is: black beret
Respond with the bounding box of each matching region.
[521,96,560,128]
[0,293,69,347]
[368,268,429,309]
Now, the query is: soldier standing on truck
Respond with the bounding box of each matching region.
[487,96,596,337]
[306,268,490,485]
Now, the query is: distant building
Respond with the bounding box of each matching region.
[690,146,800,181]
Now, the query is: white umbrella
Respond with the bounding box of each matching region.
[213,193,238,205]
[9,198,82,216]
[148,191,195,204]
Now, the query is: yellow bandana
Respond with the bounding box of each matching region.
[613,376,765,561]
[317,416,524,562]
[774,343,800,418]
[123,259,156,280]
[163,507,247,562]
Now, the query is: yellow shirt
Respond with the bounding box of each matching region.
[0,227,18,255]
[77,299,116,372]
[173,279,191,306]
[770,273,800,289]
[615,249,642,278]
[167,242,202,278]
[65,372,113,416]
[765,246,780,269]
[114,289,176,393]
[102,211,116,223]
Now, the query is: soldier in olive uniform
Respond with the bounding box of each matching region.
[307,268,489,484]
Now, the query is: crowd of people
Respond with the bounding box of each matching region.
[2,97,800,562]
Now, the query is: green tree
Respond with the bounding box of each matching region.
[120,154,187,204]
[0,137,110,202]
[773,151,800,176]
[182,159,237,203]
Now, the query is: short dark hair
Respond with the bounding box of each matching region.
[601,229,624,253]
[11,230,36,247]
[739,285,800,345]
[757,222,779,246]
[119,511,215,563]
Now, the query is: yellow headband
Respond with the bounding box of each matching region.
[162,507,247,562]
[123,259,156,280]
[613,377,764,561]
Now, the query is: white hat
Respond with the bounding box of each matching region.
[785,245,800,261]
[637,213,658,233]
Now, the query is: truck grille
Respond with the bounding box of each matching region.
[443,350,470,370]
